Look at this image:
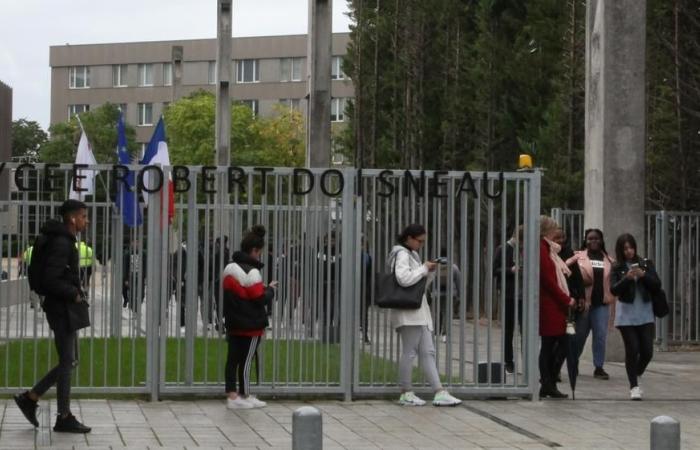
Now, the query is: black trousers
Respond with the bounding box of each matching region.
[539,335,567,388]
[504,298,523,365]
[225,335,260,396]
[32,322,77,415]
[618,323,655,388]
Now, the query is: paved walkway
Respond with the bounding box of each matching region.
[1,350,699,449]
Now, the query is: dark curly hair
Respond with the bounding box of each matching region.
[240,225,266,253]
[397,224,426,246]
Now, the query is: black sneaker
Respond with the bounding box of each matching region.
[504,362,514,374]
[539,387,568,399]
[594,367,610,380]
[53,414,91,433]
[13,392,39,427]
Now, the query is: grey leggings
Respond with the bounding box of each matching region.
[398,325,442,391]
[33,324,77,415]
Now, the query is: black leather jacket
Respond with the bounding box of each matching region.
[610,258,661,304]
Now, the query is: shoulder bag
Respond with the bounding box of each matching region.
[375,252,426,310]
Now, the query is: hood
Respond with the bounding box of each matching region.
[40,219,75,241]
[388,244,417,266]
[232,250,264,269]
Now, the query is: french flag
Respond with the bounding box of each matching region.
[140,117,174,223]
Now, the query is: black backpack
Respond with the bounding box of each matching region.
[27,233,52,296]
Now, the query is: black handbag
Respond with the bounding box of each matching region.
[375,253,426,310]
[67,299,91,331]
[651,288,669,318]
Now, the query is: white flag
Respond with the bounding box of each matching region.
[69,129,97,200]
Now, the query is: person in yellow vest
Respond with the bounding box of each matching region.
[77,241,94,290]
[20,245,33,276]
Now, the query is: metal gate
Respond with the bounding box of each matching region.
[0,163,542,399]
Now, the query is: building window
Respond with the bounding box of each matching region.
[279,98,300,111]
[138,64,154,86]
[331,98,345,122]
[208,61,216,85]
[112,64,128,87]
[331,56,346,80]
[163,63,173,86]
[280,57,302,82]
[240,100,258,116]
[68,104,89,118]
[236,59,259,83]
[138,103,153,126]
[69,66,90,89]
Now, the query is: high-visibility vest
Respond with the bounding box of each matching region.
[78,242,93,267]
[22,246,33,263]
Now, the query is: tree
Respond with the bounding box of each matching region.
[164,90,305,167]
[40,103,138,164]
[11,119,47,160]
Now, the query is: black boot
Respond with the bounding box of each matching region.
[54,413,91,433]
[540,383,568,399]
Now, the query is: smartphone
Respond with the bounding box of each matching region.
[433,257,448,265]
[630,263,640,270]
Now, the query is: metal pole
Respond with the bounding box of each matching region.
[650,416,680,450]
[215,0,232,242]
[306,0,332,168]
[293,406,323,450]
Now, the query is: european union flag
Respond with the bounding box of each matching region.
[115,112,142,227]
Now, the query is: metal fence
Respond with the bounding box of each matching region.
[550,208,700,348]
[0,163,542,399]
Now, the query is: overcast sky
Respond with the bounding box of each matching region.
[0,0,352,130]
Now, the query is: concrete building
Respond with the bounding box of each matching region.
[49,33,353,147]
[0,81,11,200]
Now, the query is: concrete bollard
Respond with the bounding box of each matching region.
[293,406,322,450]
[650,416,680,450]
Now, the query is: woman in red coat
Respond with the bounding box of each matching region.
[539,216,575,398]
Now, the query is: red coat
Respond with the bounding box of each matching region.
[539,239,571,336]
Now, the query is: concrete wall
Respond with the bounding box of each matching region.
[0,80,11,206]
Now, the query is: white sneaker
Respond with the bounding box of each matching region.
[433,390,462,407]
[630,386,642,401]
[227,397,254,409]
[245,395,267,408]
[398,391,426,406]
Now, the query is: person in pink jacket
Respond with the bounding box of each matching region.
[571,229,616,380]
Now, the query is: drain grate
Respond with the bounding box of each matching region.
[462,404,562,448]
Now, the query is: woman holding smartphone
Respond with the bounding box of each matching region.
[610,233,661,400]
[388,224,462,407]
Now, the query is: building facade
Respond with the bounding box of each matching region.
[49,33,353,146]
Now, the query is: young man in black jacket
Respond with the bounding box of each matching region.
[493,226,523,374]
[14,199,91,433]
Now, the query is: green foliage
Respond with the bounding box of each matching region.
[40,103,138,164]
[11,119,47,160]
[165,90,305,167]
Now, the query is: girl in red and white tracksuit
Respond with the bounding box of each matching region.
[222,225,275,409]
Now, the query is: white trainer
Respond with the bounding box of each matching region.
[227,396,254,409]
[630,386,642,401]
[433,390,462,407]
[245,395,267,408]
[398,391,426,406]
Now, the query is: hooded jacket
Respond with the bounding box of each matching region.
[39,220,81,322]
[222,251,274,336]
[387,245,434,331]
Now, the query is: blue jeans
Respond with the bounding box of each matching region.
[575,304,610,369]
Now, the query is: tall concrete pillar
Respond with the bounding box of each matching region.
[0,81,11,204]
[171,46,183,104]
[585,0,646,361]
[215,0,232,240]
[306,0,332,168]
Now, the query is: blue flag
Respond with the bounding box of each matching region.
[115,112,142,227]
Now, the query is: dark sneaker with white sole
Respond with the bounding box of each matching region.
[53,414,91,433]
[14,392,39,427]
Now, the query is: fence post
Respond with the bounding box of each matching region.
[657,211,670,351]
[293,406,323,450]
[650,415,680,450]
[527,171,542,400]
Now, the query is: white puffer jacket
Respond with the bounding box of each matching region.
[387,245,434,331]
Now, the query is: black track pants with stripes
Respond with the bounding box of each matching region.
[225,334,260,396]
